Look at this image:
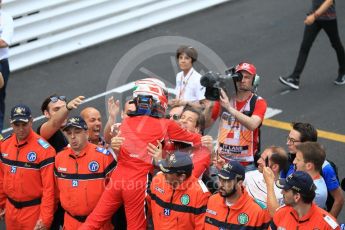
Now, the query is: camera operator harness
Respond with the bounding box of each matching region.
[200,66,262,164]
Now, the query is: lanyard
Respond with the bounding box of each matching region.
[178,69,194,99]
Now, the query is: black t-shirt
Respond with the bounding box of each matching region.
[37,123,68,153]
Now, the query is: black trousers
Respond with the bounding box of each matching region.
[0,59,9,133]
[292,19,345,79]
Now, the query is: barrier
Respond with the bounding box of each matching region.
[3,0,229,72]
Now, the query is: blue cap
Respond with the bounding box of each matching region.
[63,116,88,131]
[276,171,316,194]
[218,160,245,180]
[159,151,193,174]
[10,104,32,123]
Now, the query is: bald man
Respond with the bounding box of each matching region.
[80,107,104,146]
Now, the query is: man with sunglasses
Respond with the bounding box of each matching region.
[243,146,288,216]
[167,104,184,121]
[282,122,344,218]
[38,94,84,230]
[150,104,212,179]
[0,104,56,229]
[38,94,84,152]
[271,171,339,230]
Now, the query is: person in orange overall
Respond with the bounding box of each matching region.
[148,151,210,229]
[54,116,116,230]
[0,104,56,230]
[204,160,271,229]
[271,171,340,230]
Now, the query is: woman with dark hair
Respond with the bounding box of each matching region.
[170,46,205,107]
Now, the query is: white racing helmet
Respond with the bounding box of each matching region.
[133,78,168,112]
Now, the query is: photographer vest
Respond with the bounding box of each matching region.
[217,94,259,163]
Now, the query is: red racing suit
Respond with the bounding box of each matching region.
[80,116,202,230]
[0,130,56,230]
[148,172,210,229]
[55,143,116,230]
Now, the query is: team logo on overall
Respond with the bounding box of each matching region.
[88,161,99,172]
[180,194,190,205]
[237,213,249,225]
[27,152,37,162]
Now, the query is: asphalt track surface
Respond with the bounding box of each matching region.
[2,0,345,226]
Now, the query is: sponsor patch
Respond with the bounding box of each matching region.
[27,152,37,162]
[154,186,164,194]
[58,167,67,172]
[206,209,217,216]
[1,153,8,157]
[237,213,249,225]
[129,154,139,158]
[88,161,99,172]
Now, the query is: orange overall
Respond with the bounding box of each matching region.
[55,143,116,230]
[0,130,56,230]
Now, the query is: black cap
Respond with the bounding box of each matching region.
[276,171,316,195]
[62,116,88,131]
[159,151,193,174]
[218,160,245,180]
[10,104,32,123]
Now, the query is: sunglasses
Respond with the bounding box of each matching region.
[165,114,180,120]
[50,96,67,103]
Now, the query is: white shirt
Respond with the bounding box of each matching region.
[175,67,205,102]
[314,176,328,209]
[0,10,14,60]
[244,170,284,206]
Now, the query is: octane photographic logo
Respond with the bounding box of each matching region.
[106,36,229,164]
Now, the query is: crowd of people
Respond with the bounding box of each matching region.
[0,42,343,230]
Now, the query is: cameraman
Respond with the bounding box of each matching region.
[217,62,267,171]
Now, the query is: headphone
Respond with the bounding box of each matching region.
[227,66,260,92]
[252,74,260,92]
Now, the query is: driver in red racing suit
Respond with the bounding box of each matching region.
[80,78,202,230]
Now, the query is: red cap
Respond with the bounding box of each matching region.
[235,62,256,75]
